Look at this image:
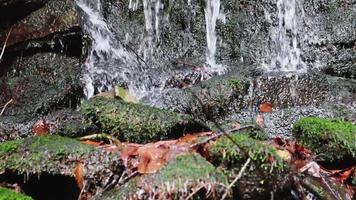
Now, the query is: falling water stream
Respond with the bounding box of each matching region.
[77,0,227,99]
[77,0,154,98]
[204,0,226,74]
[267,0,306,72]
[77,0,305,100]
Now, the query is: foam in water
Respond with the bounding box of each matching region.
[204,0,226,74]
[267,0,306,72]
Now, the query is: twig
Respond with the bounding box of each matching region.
[0,99,13,116]
[221,158,251,199]
[176,60,204,70]
[190,125,255,148]
[79,133,123,149]
[185,184,208,200]
[0,26,13,62]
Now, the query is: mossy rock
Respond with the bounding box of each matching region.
[0,187,33,200]
[210,133,289,199]
[161,72,251,120]
[293,117,356,163]
[0,135,93,175]
[100,153,228,199]
[81,97,208,143]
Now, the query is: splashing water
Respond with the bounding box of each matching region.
[204,0,226,74]
[268,0,306,72]
[77,0,152,98]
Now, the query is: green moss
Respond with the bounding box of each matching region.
[0,140,21,154]
[293,117,356,162]
[228,79,241,88]
[81,97,206,143]
[152,153,228,186]
[211,133,285,172]
[101,154,228,200]
[0,188,33,200]
[0,135,93,174]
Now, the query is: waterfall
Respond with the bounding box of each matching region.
[204,0,226,74]
[77,0,151,98]
[268,0,306,72]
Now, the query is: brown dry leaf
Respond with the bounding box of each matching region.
[82,140,103,147]
[73,163,84,189]
[137,146,169,174]
[330,167,356,183]
[259,102,273,113]
[32,119,50,136]
[256,114,265,128]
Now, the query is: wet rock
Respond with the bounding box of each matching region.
[157,71,330,121]
[99,153,228,200]
[80,96,209,143]
[0,135,124,198]
[303,1,356,77]
[0,108,96,141]
[0,53,83,116]
[155,72,251,120]
[293,117,356,164]
[0,0,80,47]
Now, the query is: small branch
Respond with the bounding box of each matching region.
[0,99,13,116]
[79,133,123,149]
[185,184,208,200]
[0,26,13,62]
[222,158,251,199]
[190,125,255,148]
[175,60,204,70]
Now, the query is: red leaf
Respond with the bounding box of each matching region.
[32,119,50,136]
[259,102,273,113]
[73,163,84,189]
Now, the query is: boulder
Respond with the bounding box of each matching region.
[157,71,330,120]
[0,135,124,199]
[209,133,290,199]
[293,117,356,163]
[0,0,80,48]
[80,96,209,143]
[99,153,228,200]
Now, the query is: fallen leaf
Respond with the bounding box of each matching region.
[32,119,50,136]
[137,146,169,174]
[73,163,84,189]
[259,102,273,113]
[82,140,103,147]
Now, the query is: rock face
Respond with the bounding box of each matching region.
[96,0,355,78]
[155,71,330,120]
[0,0,86,140]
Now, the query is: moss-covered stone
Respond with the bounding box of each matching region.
[0,135,93,174]
[210,133,289,200]
[0,187,33,200]
[293,117,356,163]
[81,96,208,143]
[210,133,285,171]
[100,153,228,200]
